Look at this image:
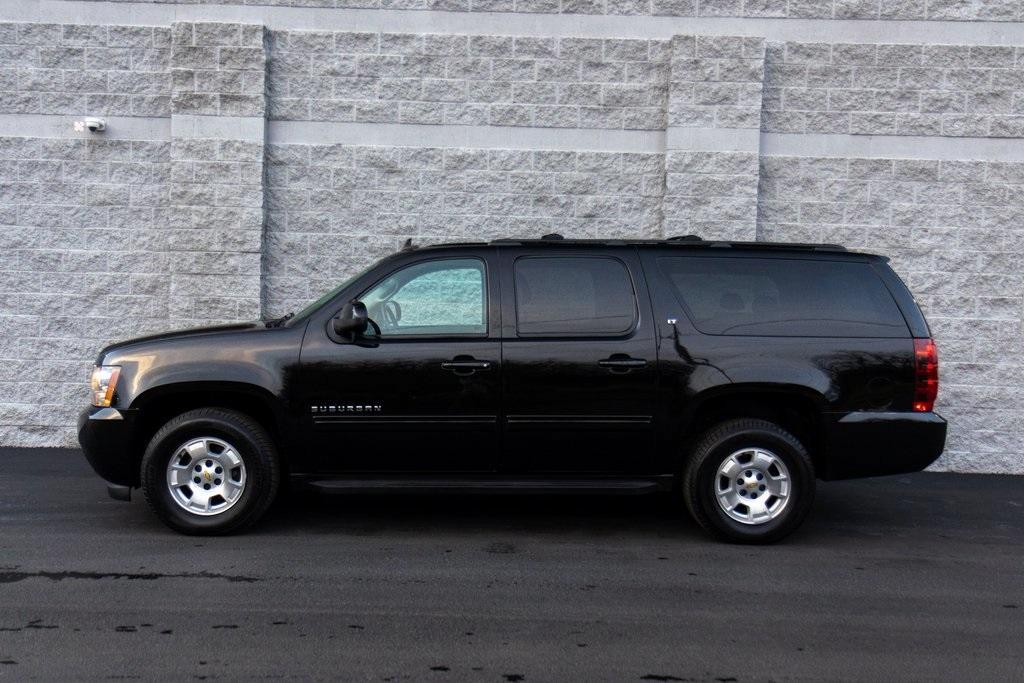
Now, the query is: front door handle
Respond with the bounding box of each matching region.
[598,356,648,373]
[441,358,492,376]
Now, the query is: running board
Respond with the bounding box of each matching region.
[302,477,670,496]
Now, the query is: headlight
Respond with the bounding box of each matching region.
[90,365,121,407]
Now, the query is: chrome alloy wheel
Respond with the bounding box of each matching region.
[165,437,246,516]
[714,447,791,525]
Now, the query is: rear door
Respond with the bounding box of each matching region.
[497,246,659,474]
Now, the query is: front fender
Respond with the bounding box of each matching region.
[97,324,304,410]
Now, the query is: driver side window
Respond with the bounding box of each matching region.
[361,258,487,337]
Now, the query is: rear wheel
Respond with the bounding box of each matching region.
[683,418,815,544]
[141,408,279,535]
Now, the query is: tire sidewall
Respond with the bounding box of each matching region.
[142,415,269,534]
[694,426,814,543]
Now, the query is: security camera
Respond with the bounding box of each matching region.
[83,117,106,133]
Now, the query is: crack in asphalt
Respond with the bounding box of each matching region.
[640,676,737,682]
[0,570,260,584]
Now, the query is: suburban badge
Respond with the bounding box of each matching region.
[311,404,383,414]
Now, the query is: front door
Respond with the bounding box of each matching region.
[498,247,659,474]
[299,252,501,473]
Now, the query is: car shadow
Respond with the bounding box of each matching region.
[107,473,1002,545]
[250,484,876,544]
[257,490,704,539]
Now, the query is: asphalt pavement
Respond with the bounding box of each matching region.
[1,447,1022,681]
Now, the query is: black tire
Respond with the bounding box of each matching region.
[682,418,815,544]
[140,408,280,535]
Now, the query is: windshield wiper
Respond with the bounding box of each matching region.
[266,313,294,327]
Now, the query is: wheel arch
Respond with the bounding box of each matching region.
[681,384,826,476]
[128,382,291,484]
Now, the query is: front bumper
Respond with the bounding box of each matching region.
[77,406,142,488]
[821,411,947,480]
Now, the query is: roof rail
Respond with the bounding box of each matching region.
[482,237,850,252]
[706,240,847,252]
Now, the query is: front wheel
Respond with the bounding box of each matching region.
[683,418,815,544]
[140,408,280,535]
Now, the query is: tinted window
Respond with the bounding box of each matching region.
[362,258,486,336]
[658,256,907,337]
[515,257,637,336]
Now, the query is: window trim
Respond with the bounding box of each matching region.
[351,256,490,341]
[512,254,640,339]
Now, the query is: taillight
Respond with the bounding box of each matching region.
[913,338,938,412]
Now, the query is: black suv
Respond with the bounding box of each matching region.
[79,237,945,543]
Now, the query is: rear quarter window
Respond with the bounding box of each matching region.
[657,256,908,338]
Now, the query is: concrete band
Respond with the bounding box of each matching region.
[172,115,265,142]
[761,132,1024,162]
[0,113,171,140]
[266,120,663,151]
[666,128,760,152]
[7,114,1024,163]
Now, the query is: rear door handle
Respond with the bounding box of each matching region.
[598,356,648,372]
[441,358,492,375]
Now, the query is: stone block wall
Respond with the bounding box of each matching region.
[0,2,1021,474]
[166,137,264,323]
[758,155,1024,471]
[169,21,266,323]
[67,0,1024,21]
[263,144,664,315]
[663,150,760,239]
[171,22,266,117]
[664,35,764,240]
[763,41,1024,136]
[267,31,670,129]
[0,22,171,116]
[0,135,172,445]
[668,35,765,129]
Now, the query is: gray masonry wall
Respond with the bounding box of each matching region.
[758,155,1024,472]
[0,135,172,445]
[762,41,1024,137]
[664,150,760,239]
[68,0,1024,22]
[266,31,670,129]
[0,1,1022,475]
[263,144,664,314]
[169,21,266,323]
[0,22,171,117]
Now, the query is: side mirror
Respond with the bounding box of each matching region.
[332,300,369,340]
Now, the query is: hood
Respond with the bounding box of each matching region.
[96,322,261,363]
